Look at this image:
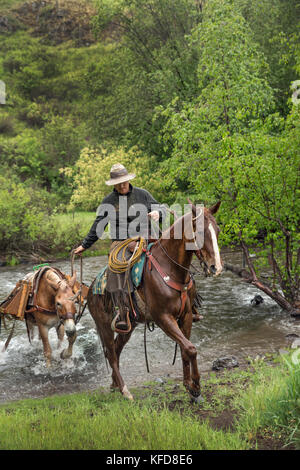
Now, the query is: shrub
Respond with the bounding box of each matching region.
[0,174,51,251]
[0,114,15,135]
[63,145,165,211]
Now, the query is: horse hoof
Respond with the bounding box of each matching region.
[122,385,134,400]
[190,394,204,405]
[60,349,71,360]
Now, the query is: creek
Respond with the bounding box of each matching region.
[0,251,299,403]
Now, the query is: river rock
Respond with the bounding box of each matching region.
[212,356,239,371]
[286,333,299,339]
[250,295,264,306]
[155,377,166,385]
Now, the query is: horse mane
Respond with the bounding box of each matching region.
[45,269,68,290]
[160,211,193,241]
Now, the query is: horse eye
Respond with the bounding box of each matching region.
[56,302,62,308]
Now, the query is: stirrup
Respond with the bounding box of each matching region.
[111,308,131,334]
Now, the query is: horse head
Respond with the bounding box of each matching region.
[46,270,78,336]
[188,199,223,277]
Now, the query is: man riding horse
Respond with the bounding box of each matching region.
[74,163,166,330]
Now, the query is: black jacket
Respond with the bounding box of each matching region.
[81,185,166,248]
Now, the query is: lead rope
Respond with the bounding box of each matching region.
[144,322,150,373]
[71,251,86,325]
[2,318,16,352]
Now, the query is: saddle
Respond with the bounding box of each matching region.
[0,279,32,321]
[0,266,88,322]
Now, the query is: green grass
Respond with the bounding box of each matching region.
[0,0,24,10]
[48,211,110,258]
[0,390,247,450]
[0,352,299,450]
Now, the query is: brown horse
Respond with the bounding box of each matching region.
[87,201,222,401]
[25,267,86,367]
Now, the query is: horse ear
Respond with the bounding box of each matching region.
[208,201,221,215]
[69,271,77,288]
[187,198,197,216]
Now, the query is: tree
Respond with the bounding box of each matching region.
[63,145,164,211]
[235,0,300,115]
[160,0,300,314]
[88,0,202,155]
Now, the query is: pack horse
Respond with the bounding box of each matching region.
[0,265,88,367]
[88,201,222,401]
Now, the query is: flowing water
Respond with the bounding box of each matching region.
[0,252,299,403]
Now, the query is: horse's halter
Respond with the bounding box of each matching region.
[54,281,79,321]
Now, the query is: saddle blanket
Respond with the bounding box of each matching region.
[93,243,153,295]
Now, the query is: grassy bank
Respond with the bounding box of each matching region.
[1,211,111,266]
[0,351,299,450]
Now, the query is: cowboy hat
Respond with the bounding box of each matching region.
[105,163,136,186]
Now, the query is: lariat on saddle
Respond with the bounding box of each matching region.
[107,237,146,334]
[108,237,146,273]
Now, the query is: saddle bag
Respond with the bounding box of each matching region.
[0,280,32,321]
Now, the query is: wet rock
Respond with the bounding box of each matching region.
[250,295,264,306]
[286,333,299,339]
[279,349,290,356]
[212,356,239,371]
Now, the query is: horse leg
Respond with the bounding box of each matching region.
[37,323,52,368]
[111,326,136,390]
[26,317,36,342]
[56,323,64,350]
[179,313,203,403]
[155,313,201,399]
[60,328,77,360]
[88,289,134,400]
[101,326,134,400]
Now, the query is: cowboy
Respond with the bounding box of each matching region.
[74,163,166,329]
[74,163,165,254]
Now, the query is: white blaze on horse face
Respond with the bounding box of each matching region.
[208,223,222,275]
[64,319,76,336]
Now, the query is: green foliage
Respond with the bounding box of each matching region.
[0,174,50,250]
[89,0,202,154]
[235,0,300,115]
[0,390,247,450]
[64,145,165,211]
[159,0,300,305]
[236,352,300,448]
[0,0,299,307]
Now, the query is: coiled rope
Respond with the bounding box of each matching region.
[108,237,146,273]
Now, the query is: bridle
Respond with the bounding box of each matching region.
[154,210,206,277]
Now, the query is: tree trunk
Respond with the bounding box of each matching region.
[224,262,300,317]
